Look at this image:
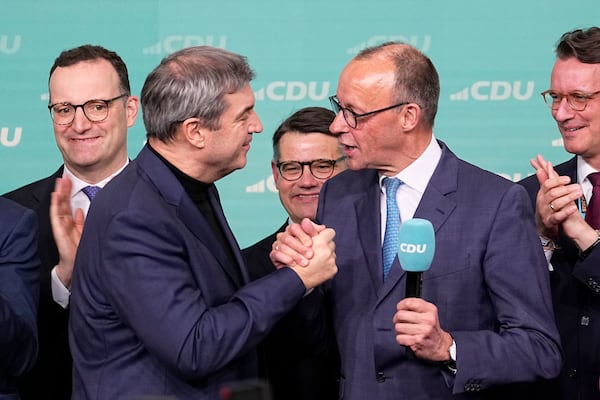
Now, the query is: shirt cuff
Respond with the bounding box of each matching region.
[51,266,71,309]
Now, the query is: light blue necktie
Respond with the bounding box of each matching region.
[81,185,101,201]
[382,177,402,281]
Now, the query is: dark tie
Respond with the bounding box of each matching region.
[81,185,101,201]
[382,177,403,281]
[585,172,600,229]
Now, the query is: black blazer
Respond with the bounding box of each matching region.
[243,223,340,400]
[520,156,600,400]
[4,167,72,400]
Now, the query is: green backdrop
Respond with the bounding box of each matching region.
[1,0,598,247]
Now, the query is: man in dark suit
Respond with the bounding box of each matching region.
[243,107,345,400]
[68,46,338,400]
[519,27,600,400]
[272,42,563,399]
[3,45,139,399]
[0,197,40,399]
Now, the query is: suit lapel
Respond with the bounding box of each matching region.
[353,172,387,292]
[378,142,458,300]
[137,146,245,288]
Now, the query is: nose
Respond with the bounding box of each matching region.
[329,112,347,135]
[553,97,576,122]
[250,111,263,134]
[297,165,319,187]
[70,107,93,132]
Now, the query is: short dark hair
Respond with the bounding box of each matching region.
[272,107,337,160]
[49,44,131,94]
[555,27,600,64]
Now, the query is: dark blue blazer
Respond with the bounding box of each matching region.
[316,141,563,400]
[4,168,71,400]
[0,197,40,399]
[520,156,600,400]
[69,145,310,400]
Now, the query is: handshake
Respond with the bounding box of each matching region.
[269,218,338,290]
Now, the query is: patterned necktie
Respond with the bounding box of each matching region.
[81,185,101,202]
[585,172,600,229]
[382,177,403,281]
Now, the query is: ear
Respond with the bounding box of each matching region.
[271,160,280,186]
[181,118,207,149]
[400,103,420,131]
[125,96,140,128]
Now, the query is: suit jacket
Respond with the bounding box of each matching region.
[243,223,340,400]
[0,197,40,399]
[315,141,563,400]
[69,144,312,400]
[520,156,600,400]
[3,168,72,400]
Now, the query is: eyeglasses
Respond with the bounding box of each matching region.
[329,95,409,128]
[48,94,128,125]
[540,90,600,112]
[276,157,346,181]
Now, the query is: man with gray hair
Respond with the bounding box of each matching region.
[68,46,338,400]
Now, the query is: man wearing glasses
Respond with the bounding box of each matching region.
[519,27,600,400]
[271,42,562,399]
[4,45,139,400]
[243,106,344,400]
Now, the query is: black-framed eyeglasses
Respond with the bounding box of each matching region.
[329,95,409,128]
[541,89,600,112]
[48,94,129,125]
[276,156,346,181]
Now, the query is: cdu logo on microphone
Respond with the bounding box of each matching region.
[397,218,435,273]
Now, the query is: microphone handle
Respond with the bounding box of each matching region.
[404,271,423,359]
[405,271,422,298]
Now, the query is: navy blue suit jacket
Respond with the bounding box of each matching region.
[0,197,40,399]
[4,168,71,400]
[316,141,563,400]
[520,156,600,400]
[69,145,310,400]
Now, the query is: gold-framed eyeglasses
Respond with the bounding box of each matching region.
[541,89,600,112]
[276,157,346,181]
[329,95,409,128]
[48,93,128,125]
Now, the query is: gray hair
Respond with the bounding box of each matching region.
[141,46,255,141]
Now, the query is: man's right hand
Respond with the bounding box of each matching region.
[270,218,337,289]
[50,177,85,289]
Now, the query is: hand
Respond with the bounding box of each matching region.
[287,227,338,289]
[50,177,85,288]
[270,218,325,269]
[531,155,597,249]
[393,298,453,362]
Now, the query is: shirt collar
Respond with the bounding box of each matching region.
[63,161,129,199]
[379,135,442,193]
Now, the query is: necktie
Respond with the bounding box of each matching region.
[382,177,403,281]
[81,185,101,202]
[585,172,600,229]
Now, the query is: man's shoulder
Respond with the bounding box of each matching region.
[3,168,62,207]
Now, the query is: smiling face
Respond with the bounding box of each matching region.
[49,59,138,182]
[204,84,263,178]
[549,57,600,165]
[272,131,345,223]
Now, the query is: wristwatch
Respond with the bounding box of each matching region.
[441,339,457,374]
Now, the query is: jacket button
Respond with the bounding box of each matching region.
[567,368,577,378]
[375,372,386,382]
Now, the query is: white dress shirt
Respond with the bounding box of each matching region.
[51,162,128,308]
[379,135,442,242]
